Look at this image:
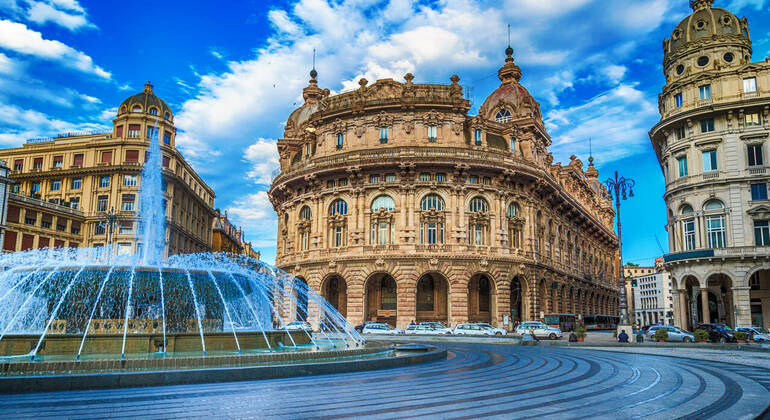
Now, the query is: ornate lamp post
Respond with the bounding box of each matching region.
[605,171,635,330]
[98,207,122,255]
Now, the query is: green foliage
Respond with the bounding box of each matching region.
[694,329,710,341]
[575,326,587,338]
[625,262,639,267]
[735,331,748,341]
[613,329,618,338]
[653,328,669,341]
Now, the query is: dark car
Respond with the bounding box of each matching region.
[695,323,737,343]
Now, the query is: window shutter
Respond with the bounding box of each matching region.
[116,125,123,138]
[101,151,113,163]
[2,231,17,251]
[7,206,19,223]
[73,154,84,167]
[162,156,170,167]
[34,158,43,166]
[125,150,139,162]
[37,237,50,249]
[14,159,22,167]
[21,234,34,251]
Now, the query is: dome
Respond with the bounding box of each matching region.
[118,82,173,119]
[665,0,750,59]
[477,47,542,124]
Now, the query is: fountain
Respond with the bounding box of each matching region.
[0,125,365,366]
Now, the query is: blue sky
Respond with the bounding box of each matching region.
[1,0,769,265]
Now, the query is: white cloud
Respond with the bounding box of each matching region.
[226,191,277,246]
[0,20,109,78]
[0,52,19,75]
[244,138,280,185]
[26,1,95,31]
[0,103,107,147]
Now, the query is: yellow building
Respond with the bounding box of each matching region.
[211,210,262,259]
[0,83,216,256]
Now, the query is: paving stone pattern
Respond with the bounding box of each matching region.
[0,343,768,419]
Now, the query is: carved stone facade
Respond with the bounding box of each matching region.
[270,49,620,329]
[651,0,770,330]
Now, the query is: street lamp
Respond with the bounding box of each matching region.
[98,207,122,251]
[605,171,635,330]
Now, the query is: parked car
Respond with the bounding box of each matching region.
[285,321,312,331]
[405,324,453,335]
[354,321,380,333]
[695,323,737,343]
[736,326,770,342]
[362,323,404,335]
[454,323,496,336]
[513,321,562,340]
[476,323,506,335]
[646,325,694,342]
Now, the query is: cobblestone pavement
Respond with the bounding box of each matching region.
[0,343,768,419]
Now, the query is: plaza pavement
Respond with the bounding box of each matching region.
[0,342,768,419]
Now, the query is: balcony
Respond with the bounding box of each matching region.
[9,193,83,217]
[702,171,720,180]
[748,166,767,175]
[664,246,770,263]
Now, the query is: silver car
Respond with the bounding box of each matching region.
[646,325,694,342]
[736,326,770,342]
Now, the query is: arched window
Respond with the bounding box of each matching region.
[680,204,694,215]
[148,108,158,116]
[506,202,518,217]
[495,109,512,123]
[420,194,445,211]
[371,195,395,212]
[336,133,344,149]
[329,199,348,216]
[132,105,142,113]
[469,196,488,213]
[119,106,126,114]
[703,200,726,248]
[507,202,521,248]
[299,206,312,220]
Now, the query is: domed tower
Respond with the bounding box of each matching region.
[269,50,619,330]
[650,1,770,331]
[114,82,176,148]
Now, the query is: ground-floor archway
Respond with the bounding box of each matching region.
[365,273,398,326]
[749,269,770,330]
[510,276,525,323]
[322,275,347,318]
[468,274,495,323]
[416,273,448,324]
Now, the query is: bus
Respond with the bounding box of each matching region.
[544,313,577,331]
[584,315,619,330]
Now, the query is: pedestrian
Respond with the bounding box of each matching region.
[568,332,578,342]
[410,320,415,326]
[618,329,629,343]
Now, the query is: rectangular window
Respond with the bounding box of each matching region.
[751,183,768,201]
[334,226,344,247]
[427,222,437,244]
[675,126,686,140]
[706,215,725,248]
[385,173,396,182]
[474,224,484,245]
[677,156,688,177]
[116,125,123,138]
[338,178,348,186]
[336,133,344,149]
[369,174,380,183]
[71,222,80,235]
[427,125,437,142]
[125,150,139,163]
[13,159,22,171]
[748,144,764,167]
[50,180,61,191]
[33,158,43,169]
[482,177,491,185]
[11,184,19,193]
[99,175,110,188]
[755,220,770,246]
[703,150,717,172]
[468,175,478,184]
[326,180,335,188]
[510,137,516,154]
[699,85,711,100]
[378,222,388,245]
[435,173,446,182]
[128,124,140,138]
[53,156,63,168]
[162,156,170,168]
[123,174,138,186]
[121,194,135,211]
[31,183,40,193]
[71,177,81,189]
[420,173,430,182]
[163,132,171,145]
[119,221,133,234]
[744,77,757,93]
[95,224,105,235]
[379,127,388,144]
[700,118,715,133]
[474,129,482,146]
[683,219,696,250]
[69,196,79,210]
[675,93,683,108]
[745,112,762,127]
[146,126,158,139]
[101,151,112,164]
[24,211,36,226]
[72,153,84,167]
[97,195,108,212]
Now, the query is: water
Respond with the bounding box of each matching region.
[0,128,364,361]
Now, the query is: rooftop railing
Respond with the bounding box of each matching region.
[26,130,111,144]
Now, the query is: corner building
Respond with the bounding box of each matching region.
[270,49,620,329]
[650,0,770,330]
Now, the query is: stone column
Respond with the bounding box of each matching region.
[732,286,752,327]
[700,288,710,324]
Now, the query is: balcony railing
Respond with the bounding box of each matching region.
[9,193,84,217]
[26,130,111,144]
[665,246,770,262]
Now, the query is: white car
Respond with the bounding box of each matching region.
[514,321,562,340]
[285,321,312,331]
[454,323,495,336]
[476,323,507,335]
[362,323,404,335]
[736,326,770,342]
[405,324,453,335]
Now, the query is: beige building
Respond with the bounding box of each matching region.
[212,210,260,259]
[0,83,216,257]
[269,49,620,329]
[650,0,770,330]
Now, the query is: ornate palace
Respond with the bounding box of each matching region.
[269,48,619,329]
[651,0,770,331]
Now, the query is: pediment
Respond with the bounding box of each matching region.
[747,203,770,218]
